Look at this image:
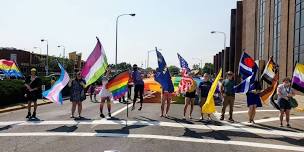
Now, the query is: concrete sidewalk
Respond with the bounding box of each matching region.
[0,99,52,113]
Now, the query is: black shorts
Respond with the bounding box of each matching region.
[185,91,196,98]
[279,98,291,110]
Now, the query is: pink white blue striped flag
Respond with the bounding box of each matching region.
[42,62,70,104]
[81,37,108,87]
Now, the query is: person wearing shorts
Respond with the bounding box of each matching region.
[198,73,212,120]
[183,80,197,119]
[24,68,42,119]
[277,77,295,127]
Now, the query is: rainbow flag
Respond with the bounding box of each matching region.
[106,71,130,100]
[42,62,70,104]
[0,59,23,78]
[292,63,304,93]
[81,37,108,87]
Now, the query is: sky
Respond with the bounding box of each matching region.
[0,0,237,69]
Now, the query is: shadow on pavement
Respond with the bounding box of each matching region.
[134,116,158,122]
[182,128,231,141]
[95,124,147,134]
[0,125,12,131]
[166,116,194,124]
[48,125,78,132]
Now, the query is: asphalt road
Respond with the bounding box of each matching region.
[0,95,303,152]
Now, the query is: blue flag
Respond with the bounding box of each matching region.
[239,52,258,80]
[155,50,174,93]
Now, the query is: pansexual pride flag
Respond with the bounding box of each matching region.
[42,63,70,104]
[106,71,130,100]
[81,37,108,87]
[292,63,304,93]
[0,59,23,78]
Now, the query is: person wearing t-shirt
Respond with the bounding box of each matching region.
[220,71,236,123]
[199,73,212,120]
[24,68,42,119]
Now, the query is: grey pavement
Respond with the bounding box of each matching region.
[0,95,303,152]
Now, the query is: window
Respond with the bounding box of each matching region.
[294,0,304,64]
[258,0,266,60]
[273,0,281,63]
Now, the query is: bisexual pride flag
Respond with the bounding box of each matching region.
[42,62,70,104]
[292,63,304,93]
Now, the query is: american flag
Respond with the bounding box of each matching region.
[177,53,194,93]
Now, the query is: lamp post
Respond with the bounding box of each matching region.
[192,57,203,69]
[57,45,66,68]
[115,13,136,66]
[41,39,49,76]
[211,31,226,50]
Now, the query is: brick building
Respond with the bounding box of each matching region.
[213,0,304,82]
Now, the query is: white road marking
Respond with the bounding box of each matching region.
[0,119,303,138]
[242,116,304,125]
[90,103,133,129]
[0,132,303,151]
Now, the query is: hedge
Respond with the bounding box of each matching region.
[0,78,72,106]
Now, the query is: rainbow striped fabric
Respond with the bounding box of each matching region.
[81,37,108,87]
[0,59,22,78]
[106,71,130,100]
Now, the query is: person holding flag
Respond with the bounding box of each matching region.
[198,73,212,120]
[24,68,42,119]
[246,80,262,124]
[220,71,235,122]
[154,50,174,117]
[132,64,144,111]
[98,67,112,118]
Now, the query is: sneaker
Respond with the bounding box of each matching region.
[108,113,111,118]
[70,115,75,119]
[100,113,105,118]
[31,112,37,119]
[26,112,31,119]
[160,115,164,117]
[220,116,224,121]
[287,124,291,128]
[228,118,234,123]
[138,107,142,111]
[165,114,168,117]
[200,117,204,121]
[280,123,283,127]
[182,116,186,120]
[189,116,193,119]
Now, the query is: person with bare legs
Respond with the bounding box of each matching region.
[277,77,295,127]
[99,68,112,118]
[24,68,42,120]
[69,72,86,119]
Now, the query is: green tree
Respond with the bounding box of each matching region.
[168,65,180,76]
[202,63,214,74]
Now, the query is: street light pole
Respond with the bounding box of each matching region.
[57,45,66,68]
[192,57,203,69]
[115,13,136,66]
[41,39,49,76]
[211,31,226,50]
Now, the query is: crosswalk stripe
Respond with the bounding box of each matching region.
[0,132,302,151]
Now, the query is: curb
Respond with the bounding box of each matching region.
[0,100,53,114]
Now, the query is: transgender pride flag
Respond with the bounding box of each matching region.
[292,63,304,93]
[42,63,70,104]
[81,37,108,87]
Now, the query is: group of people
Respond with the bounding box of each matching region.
[24,66,295,127]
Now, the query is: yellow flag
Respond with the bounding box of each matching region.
[202,69,222,114]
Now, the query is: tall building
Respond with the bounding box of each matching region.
[213,0,304,82]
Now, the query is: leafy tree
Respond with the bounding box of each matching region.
[168,65,180,76]
[202,63,214,75]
